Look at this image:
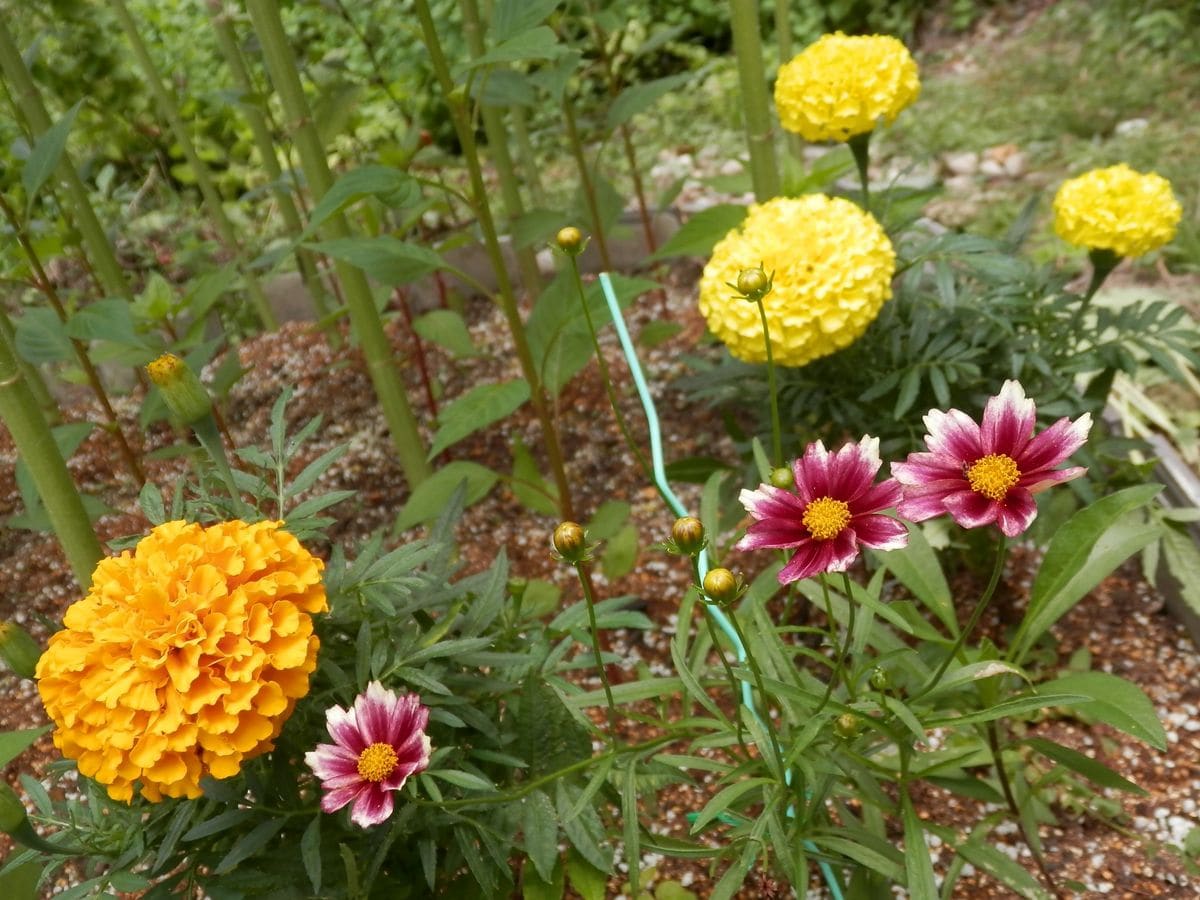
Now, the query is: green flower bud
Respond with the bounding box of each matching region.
[670,516,706,556]
[702,567,739,605]
[146,353,211,425]
[556,226,585,255]
[735,266,773,302]
[833,712,862,740]
[552,521,588,564]
[0,621,40,680]
[506,577,528,600]
[769,467,794,489]
[868,666,889,692]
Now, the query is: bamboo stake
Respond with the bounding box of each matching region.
[244,0,433,488]
[729,0,781,200]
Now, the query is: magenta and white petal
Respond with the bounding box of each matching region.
[922,408,982,462]
[1021,464,1087,494]
[349,785,394,828]
[994,490,1038,537]
[895,482,961,522]
[891,452,961,486]
[942,491,1000,530]
[854,514,910,550]
[778,541,831,583]
[793,441,833,502]
[854,478,902,515]
[1015,413,1092,474]
[320,783,366,815]
[825,436,882,503]
[305,743,359,781]
[980,380,1036,458]
[325,704,366,753]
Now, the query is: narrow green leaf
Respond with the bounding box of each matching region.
[1022,737,1146,794]
[902,792,937,898]
[23,100,83,207]
[875,522,957,636]
[522,790,559,882]
[622,761,641,895]
[0,727,50,769]
[924,692,1092,728]
[301,816,322,894]
[428,769,495,791]
[428,380,530,458]
[691,778,772,834]
[214,817,285,873]
[1039,671,1167,750]
[394,462,498,532]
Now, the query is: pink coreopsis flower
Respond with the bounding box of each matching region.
[737,435,909,583]
[891,380,1091,537]
[305,681,432,828]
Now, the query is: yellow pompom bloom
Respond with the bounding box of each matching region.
[775,32,920,142]
[36,520,327,802]
[1053,164,1182,258]
[699,195,895,367]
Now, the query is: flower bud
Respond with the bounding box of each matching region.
[868,666,889,692]
[146,353,212,425]
[702,567,739,605]
[506,577,528,600]
[833,712,862,740]
[556,226,585,255]
[769,467,794,489]
[0,621,40,680]
[670,516,705,556]
[735,267,772,301]
[552,521,588,563]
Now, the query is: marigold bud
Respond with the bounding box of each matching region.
[736,267,771,300]
[868,666,889,692]
[833,712,862,740]
[769,467,794,489]
[146,353,211,425]
[552,522,587,563]
[0,621,40,680]
[671,516,705,556]
[556,226,584,255]
[702,567,739,605]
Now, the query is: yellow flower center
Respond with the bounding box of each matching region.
[357,743,398,782]
[802,497,852,540]
[967,454,1021,501]
[145,353,185,387]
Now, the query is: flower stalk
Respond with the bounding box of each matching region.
[728,0,781,200]
[561,100,614,270]
[245,0,433,489]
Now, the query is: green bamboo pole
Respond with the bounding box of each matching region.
[107,0,278,331]
[458,0,542,295]
[0,326,103,589]
[561,101,613,270]
[205,0,336,334]
[0,307,56,421]
[0,20,132,302]
[243,0,433,488]
[729,0,781,200]
[413,0,577,520]
[0,190,146,485]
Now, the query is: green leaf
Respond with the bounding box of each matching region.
[413,309,479,358]
[691,778,771,833]
[214,818,286,874]
[14,307,73,364]
[606,73,692,130]
[518,677,591,778]
[429,769,495,791]
[924,692,1092,729]
[511,436,558,515]
[65,298,146,350]
[0,727,50,769]
[564,847,608,900]
[601,523,638,579]
[1039,671,1167,751]
[587,500,630,540]
[0,860,42,900]
[621,761,641,895]
[513,208,566,249]
[1022,736,1146,794]
[301,816,322,895]
[637,320,683,348]
[428,380,530,458]
[663,455,733,484]
[649,204,747,261]
[303,166,420,240]
[394,462,498,532]
[308,236,444,286]
[462,27,563,70]
[902,792,937,899]
[522,855,565,900]
[23,100,83,208]
[1011,485,1162,663]
[875,522,957,636]
[491,0,560,43]
[522,790,560,883]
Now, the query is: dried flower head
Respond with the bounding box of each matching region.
[775,32,920,143]
[699,196,895,367]
[36,520,326,801]
[1053,164,1181,258]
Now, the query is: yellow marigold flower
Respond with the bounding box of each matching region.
[36,520,327,802]
[775,32,920,142]
[1053,164,1182,258]
[698,195,895,367]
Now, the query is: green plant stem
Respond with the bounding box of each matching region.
[192,413,254,519]
[205,0,337,339]
[245,0,433,489]
[840,572,858,700]
[848,132,871,213]
[721,599,784,773]
[458,0,542,295]
[561,101,614,270]
[1069,248,1121,336]
[107,0,278,332]
[567,254,655,484]
[987,719,1063,899]
[0,305,56,421]
[509,105,546,207]
[573,560,619,750]
[690,559,749,757]
[0,327,102,589]
[918,535,1007,698]
[753,296,783,465]
[812,574,841,716]
[413,0,575,518]
[729,0,781,201]
[0,20,132,302]
[0,191,146,485]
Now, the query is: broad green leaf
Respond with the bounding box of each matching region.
[0,860,42,900]
[522,790,559,882]
[478,69,535,107]
[1040,671,1167,750]
[427,380,530,458]
[513,208,566,249]
[521,855,564,900]
[601,523,638,579]
[919,660,1031,699]
[663,454,732,484]
[66,299,147,350]
[606,73,692,130]
[649,204,746,261]
[413,309,479,358]
[564,846,608,900]
[875,522,956,636]
[14,307,73,364]
[0,727,50,768]
[303,166,420,240]
[308,236,444,286]
[1160,525,1200,620]
[462,27,562,70]
[1022,736,1146,794]
[491,0,560,43]
[902,792,937,899]
[1011,486,1162,663]
[23,100,82,208]
[637,320,683,348]
[394,462,498,532]
[587,500,630,540]
[510,435,558,515]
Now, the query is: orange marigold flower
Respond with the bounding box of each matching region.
[35,520,327,802]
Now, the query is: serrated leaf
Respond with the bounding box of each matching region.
[413,309,479,358]
[522,790,559,882]
[649,204,747,261]
[308,236,444,286]
[606,73,692,130]
[303,166,420,240]
[394,462,498,532]
[427,380,530,458]
[517,677,591,778]
[491,0,560,43]
[462,26,563,70]
[13,307,73,364]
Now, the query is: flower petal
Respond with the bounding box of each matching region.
[980,380,1036,457]
[349,784,395,828]
[896,481,961,522]
[942,490,1000,530]
[853,514,909,551]
[890,453,962,486]
[1015,413,1092,475]
[325,704,365,754]
[777,540,827,584]
[922,408,982,462]
[1021,465,1087,495]
[995,489,1038,537]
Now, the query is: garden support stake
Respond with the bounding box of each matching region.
[245,0,434,489]
[0,327,103,590]
[729,0,782,201]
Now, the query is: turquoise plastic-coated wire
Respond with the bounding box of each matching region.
[597,273,845,900]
